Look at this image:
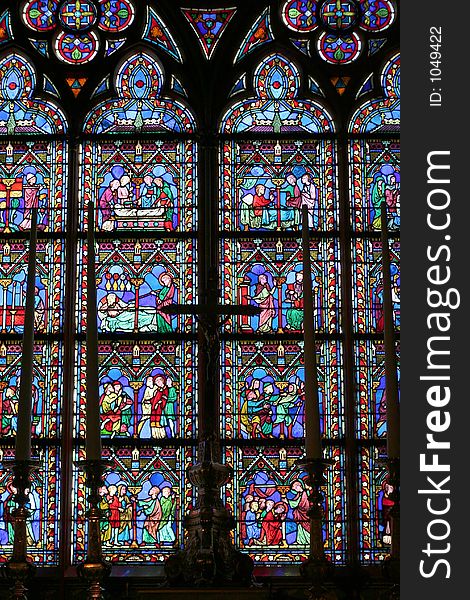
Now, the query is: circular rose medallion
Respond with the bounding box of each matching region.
[282,0,318,33]
[359,0,396,32]
[54,30,99,64]
[317,31,362,64]
[320,1,358,31]
[98,0,135,32]
[22,0,59,31]
[58,1,97,31]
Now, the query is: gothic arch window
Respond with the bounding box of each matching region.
[348,51,400,561]
[0,50,68,563]
[0,0,399,579]
[220,51,344,564]
[73,48,198,563]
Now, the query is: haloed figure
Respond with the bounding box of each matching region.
[250,273,276,333]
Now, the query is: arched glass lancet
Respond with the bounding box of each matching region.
[84,51,195,135]
[350,52,400,134]
[221,53,334,134]
[72,49,198,564]
[0,50,68,564]
[219,52,346,565]
[220,53,337,234]
[348,52,400,563]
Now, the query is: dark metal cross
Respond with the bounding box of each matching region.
[161,270,260,444]
[160,278,261,437]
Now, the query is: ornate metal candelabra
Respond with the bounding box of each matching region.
[3,459,39,600]
[164,436,254,587]
[76,459,112,600]
[297,457,334,600]
[382,458,400,600]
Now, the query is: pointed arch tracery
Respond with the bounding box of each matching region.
[0,0,399,574]
[0,49,68,565]
[83,51,196,134]
[221,53,335,134]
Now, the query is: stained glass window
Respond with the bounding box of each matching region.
[224,445,347,563]
[0,50,67,565]
[182,8,236,59]
[73,48,197,563]
[220,33,399,564]
[72,445,194,562]
[234,7,274,63]
[348,52,400,563]
[0,0,399,581]
[220,52,346,565]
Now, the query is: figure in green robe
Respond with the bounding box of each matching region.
[140,486,162,543]
[157,486,176,544]
[272,382,301,438]
[371,175,386,229]
[164,377,177,436]
[154,177,175,230]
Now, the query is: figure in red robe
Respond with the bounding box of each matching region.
[149,374,168,439]
[259,499,283,545]
[107,484,122,545]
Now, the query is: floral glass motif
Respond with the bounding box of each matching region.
[319,1,358,30]
[223,446,347,564]
[282,1,318,32]
[316,31,362,63]
[182,8,236,59]
[98,0,135,32]
[21,0,135,64]
[234,7,274,63]
[54,30,99,64]
[58,1,97,30]
[358,0,396,32]
[280,0,396,63]
[143,6,183,63]
[21,0,59,31]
